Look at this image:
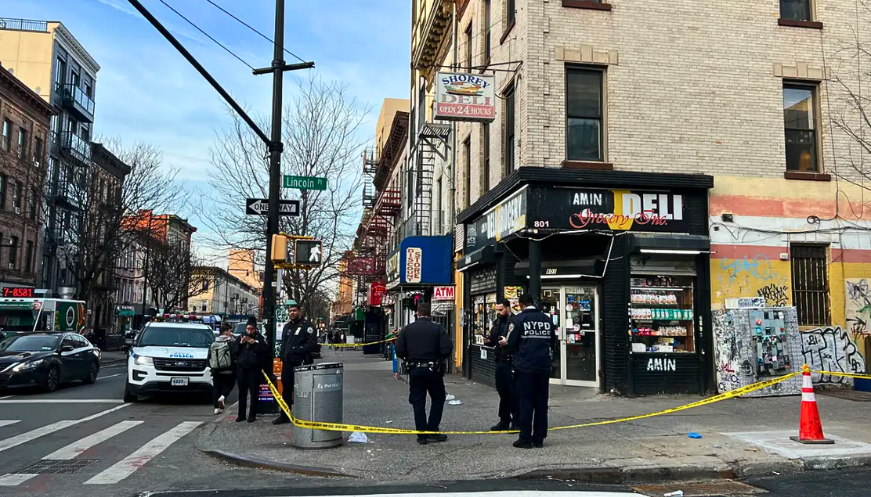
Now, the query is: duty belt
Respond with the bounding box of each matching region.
[409,361,438,369]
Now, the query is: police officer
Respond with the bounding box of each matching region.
[502,293,556,449]
[484,298,517,431]
[395,302,453,445]
[273,300,319,425]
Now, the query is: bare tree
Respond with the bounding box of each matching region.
[52,141,184,312]
[144,238,211,311]
[202,75,369,317]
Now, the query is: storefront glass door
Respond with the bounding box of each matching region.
[543,286,600,388]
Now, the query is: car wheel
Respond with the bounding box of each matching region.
[123,381,137,403]
[83,361,99,384]
[44,365,60,393]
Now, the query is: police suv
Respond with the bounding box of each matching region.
[124,316,215,402]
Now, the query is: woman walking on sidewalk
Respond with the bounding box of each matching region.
[208,323,238,415]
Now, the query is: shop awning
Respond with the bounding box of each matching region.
[627,233,710,253]
[457,245,496,272]
[514,258,605,279]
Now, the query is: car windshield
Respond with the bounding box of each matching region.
[137,326,214,348]
[0,335,60,352]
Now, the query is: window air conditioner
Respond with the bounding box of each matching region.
[13,207,21,215]
[7,263,15,270]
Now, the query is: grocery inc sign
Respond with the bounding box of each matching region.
[434,72,495,122]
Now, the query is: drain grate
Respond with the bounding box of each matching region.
[14,459,100,475]
[634,480,767,496]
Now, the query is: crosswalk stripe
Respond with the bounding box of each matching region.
[43,421,144,460]
[0,474,37,487]
[0,405,128,454]
[84,421,201,485]
[0,421,19,428]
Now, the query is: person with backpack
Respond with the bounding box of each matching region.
[208,323,238,415]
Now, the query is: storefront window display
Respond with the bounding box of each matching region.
[629,270,696,354]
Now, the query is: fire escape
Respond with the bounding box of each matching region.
[410,122,451,237]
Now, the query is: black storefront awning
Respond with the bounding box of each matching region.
[514,258,605,279]
[627,233,710,253]
[458,245,496,272]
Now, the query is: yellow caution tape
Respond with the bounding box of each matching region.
[815,370,871,380]
[329,336,396,348]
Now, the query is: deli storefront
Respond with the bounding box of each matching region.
[458,169,714,396]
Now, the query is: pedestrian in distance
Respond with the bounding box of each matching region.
[501,293,556,449]
[395,302,453,445]
[273,300,320,425]
[484,298,518,431]
[234,317,270,423]
[208,322,238,415]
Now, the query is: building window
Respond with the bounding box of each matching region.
[29,188,37,220]
[781,0,811,21]
[463,136,472,208]
[55,57,66,88]
[436,177,443,232]
[1,120,10,151]
[465,23,473,70]
[13,181,22,212]
[791,244,830,326]
[17,129,27,160]
[783,83,818,172]
[504,85,516,175]
[566,67,604,161]
[42,255,50,286]
[507,0,516,26]
[34,136,44,166]
[24,241,33,273]
[9,236,18,269]
[481,123,490,195]
[0,174,6,210]
[483,0,491,61]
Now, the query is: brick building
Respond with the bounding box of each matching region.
[0,61,54,289]
[402,0,871,395]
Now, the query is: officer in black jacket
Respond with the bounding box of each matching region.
[502,293,556,448]
[484,298,517,431]
[273,300,320,425]
[395,302,453,445]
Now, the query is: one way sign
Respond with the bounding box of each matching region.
[246,198,300,216]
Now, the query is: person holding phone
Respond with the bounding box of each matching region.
[484,299,517,431]
[234,317,269,423]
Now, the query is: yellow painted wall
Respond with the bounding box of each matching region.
[711,258,792,309]
[0,28,54,101]
[454,254,464,369]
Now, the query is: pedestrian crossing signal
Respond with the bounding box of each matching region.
[294,240,323,265]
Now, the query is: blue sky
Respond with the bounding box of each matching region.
[3,0,410,250]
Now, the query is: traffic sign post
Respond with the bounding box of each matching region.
[283,175,327,191]
[246,198,300,216]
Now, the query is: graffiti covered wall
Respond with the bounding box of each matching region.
[711,255,791,310]
[800,326,866,385]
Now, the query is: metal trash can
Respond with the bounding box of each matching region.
[292,362,343,449]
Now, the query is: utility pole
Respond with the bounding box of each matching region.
[125,0,313,350]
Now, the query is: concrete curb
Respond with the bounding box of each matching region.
[195,419,353,478]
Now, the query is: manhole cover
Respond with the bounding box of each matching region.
[634,480,766,496]
[15,459,100,475]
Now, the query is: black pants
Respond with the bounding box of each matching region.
[408,367,446,440]
[212,371,236,408]
[237,368,261,420]
[494,361,518,426]
[276,358,302,420]
[516,370,550,443]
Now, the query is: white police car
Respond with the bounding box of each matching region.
[124,320,215,402]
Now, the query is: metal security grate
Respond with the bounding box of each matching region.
[15,459,100,474]
[791,244,830,326]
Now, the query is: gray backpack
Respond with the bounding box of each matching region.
[209,340,233,371]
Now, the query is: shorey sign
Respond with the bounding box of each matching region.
[434,72,496,122]
[397,236,453,286]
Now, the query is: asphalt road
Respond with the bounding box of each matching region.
[2,358,869,497]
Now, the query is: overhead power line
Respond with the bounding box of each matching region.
[203,0,307,64]
[158,0,254,70]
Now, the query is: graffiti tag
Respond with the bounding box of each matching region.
[721,256,774,282]
[757,283,789,307]
[846,279,871,336]
[800,326,866,384]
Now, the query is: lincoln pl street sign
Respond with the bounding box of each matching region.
[283,175,327,191]
[246,198,300,216]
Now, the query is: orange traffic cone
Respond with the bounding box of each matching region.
[790,364,834,445]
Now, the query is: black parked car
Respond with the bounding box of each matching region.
[0,332,102,392]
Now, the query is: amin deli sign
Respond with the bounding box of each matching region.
[565,190,684,231]
[434,72,495,122]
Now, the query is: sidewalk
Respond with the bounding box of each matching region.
[197,350,871,483]
[100,350,127,366]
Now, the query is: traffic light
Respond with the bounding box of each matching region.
[294,239,323,265]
